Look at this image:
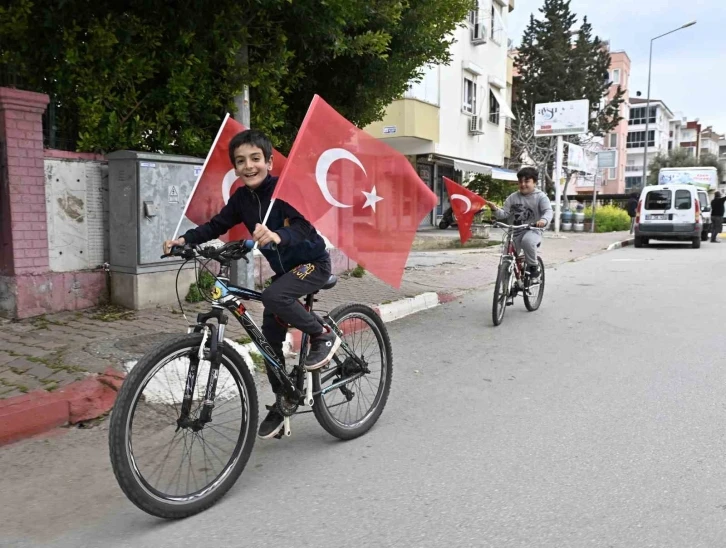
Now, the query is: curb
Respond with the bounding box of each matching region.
[0,291,453,447]
[0,368,124,446]
[606,237,635,251]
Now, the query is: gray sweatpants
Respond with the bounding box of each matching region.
[514,230,542,267]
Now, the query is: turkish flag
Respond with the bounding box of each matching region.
[272,95,438,288]
[443,177,487,244]
[176,114,287,241]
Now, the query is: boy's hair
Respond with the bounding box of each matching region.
[516,166,538,182]
[228,129,273,165]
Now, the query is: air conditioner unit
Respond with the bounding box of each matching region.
[469,116,485,135]
[471,22,488,45]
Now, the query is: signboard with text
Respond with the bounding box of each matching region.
[534,100,590,137]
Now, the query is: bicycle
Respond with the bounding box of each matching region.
[490,222,546,326]
[108,240,393,519]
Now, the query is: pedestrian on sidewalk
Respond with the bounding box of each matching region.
[710,191,726,243]
[626,193,638,234]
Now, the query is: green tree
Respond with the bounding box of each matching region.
[646,148,724,186]
[0,0,472,155]
[466,174,516,204]
[512,0,625,194]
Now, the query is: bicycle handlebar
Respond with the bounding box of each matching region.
[160,239,259,262]
[490,221,544,231]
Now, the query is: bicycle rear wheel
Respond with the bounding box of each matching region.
[312,303,392,440]
[523,257,545,312]
[108,333,258,519]
[492,262,511,326]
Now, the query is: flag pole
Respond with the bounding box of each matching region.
[173,113,231,239]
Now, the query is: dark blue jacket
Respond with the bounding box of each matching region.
[182,175,328,275]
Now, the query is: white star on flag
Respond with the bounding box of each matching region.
[362,186,384,212]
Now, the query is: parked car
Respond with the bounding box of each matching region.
[634,184,703,249]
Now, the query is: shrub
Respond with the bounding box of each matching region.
[584,205,630,233]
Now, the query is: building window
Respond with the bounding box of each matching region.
[629,106,657,125]
[609,133,618,148]
[488,90,500,125]
[625,176,642,190]
[468,5,478,25]
[611,69,621,85]
[609,168,616,180]
[463,76,476,115]
[626,130,655,149]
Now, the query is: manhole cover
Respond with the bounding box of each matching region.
[114,332,178,354]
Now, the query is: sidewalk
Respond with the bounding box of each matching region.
[0,230,632,444]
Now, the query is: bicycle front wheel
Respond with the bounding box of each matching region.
[524,257,545,312]
[312,303,393,440]
[108,333,258,519]
[492,262,511,326]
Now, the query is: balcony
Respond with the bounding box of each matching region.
[364,98,439,151]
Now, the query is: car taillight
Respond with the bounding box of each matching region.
[635,200,642,225]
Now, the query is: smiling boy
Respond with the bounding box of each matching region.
[163,129,340,439]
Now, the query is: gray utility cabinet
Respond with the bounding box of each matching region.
[107,151,202,309]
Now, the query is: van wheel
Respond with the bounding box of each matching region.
[692,237,701,249]
[634,237,644,248]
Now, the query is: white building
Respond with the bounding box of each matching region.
[365,0,516,225]
[700,126,723,158]
[624,98,674,191]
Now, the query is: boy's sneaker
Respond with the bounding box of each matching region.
[258,405,284,439]
[527,264,540,282]
[305,328,341,371]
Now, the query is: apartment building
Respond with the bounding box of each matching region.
[365,0,517,225]
[624,98,674,191]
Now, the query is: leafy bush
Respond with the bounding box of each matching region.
[185,271,216,303]
[584,205,630,233]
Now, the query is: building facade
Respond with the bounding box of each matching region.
[624,98,674,191]
[365,0,516,225]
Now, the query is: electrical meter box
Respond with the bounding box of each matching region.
[107,151,202,309]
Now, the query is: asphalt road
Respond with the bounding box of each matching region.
[3,241,726,548]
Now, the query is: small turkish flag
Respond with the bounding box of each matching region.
[272,95,438,288]
[443,177,486,244]
[175,114,287,241]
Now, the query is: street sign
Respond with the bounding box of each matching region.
[534,99,590,137]
[597,149,617,169]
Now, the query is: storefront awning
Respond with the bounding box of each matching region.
[453,159,493,176]
[491,167,519,181]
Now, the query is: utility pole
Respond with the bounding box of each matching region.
[230,40,255,289]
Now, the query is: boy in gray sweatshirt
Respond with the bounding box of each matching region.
[489,167,553,279]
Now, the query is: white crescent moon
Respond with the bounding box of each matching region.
[315,148,366,208]
[451,194,472,214]
[222,169,238,205]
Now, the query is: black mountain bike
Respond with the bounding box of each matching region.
[108,240,393,519]
[491,222,546,326]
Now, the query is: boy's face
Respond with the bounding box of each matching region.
[233,143,272,189]
[518,177,536,195]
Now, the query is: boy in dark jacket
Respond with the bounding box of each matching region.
[163,129,340,439]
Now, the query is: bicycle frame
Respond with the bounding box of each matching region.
[177,260,368,435]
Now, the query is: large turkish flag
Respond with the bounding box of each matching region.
[272,95,438,288]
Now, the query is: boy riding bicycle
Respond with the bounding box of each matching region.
[488,167,553,280]
[163,129,341,440]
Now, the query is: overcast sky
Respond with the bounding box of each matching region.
[508,0,725,133]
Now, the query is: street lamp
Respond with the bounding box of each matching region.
[641,20,696,189]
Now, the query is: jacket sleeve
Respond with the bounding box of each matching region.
[182,193,244,245]
[275,200,316,247]
[539,194,554,224]
[493,194,513,220]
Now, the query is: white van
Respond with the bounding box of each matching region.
[634,184,703,248]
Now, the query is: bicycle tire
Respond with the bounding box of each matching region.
[492,262,510,326]
[312,303,393,440]
[523,257,545,312]
[108,333,258,519]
